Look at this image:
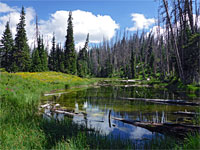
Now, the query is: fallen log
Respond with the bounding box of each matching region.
[40,103,50,108]
[51,109,84,116]
[112,117,200,138]
[118,79,136,82]
[113,84,151,87]
[103,79,137,82]
[173,111,200,116]
[118,97,200,106]
[44,92,68,96]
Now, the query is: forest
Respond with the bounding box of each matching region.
[0,0,200,149]
[0,0,199,85]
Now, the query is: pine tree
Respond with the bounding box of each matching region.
[31,36,48,72]
[130,49,136,79]
[0,21,14,72]
[31,46,42,72]
[48,34,56,71]
[77,33,89,77]
[39,37,48,71]
[64,11,77,75]
[55,43,65,72]
[13,6,31,72]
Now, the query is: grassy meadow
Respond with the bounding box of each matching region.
[0,72,199,149]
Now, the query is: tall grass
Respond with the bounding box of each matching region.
[0,72,95,149]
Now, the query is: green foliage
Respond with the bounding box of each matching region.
[130,49,136,79]
[31,47,42,72]
[56,44,65,72]
[0,22,14,72]
[48,35,65,73]
[13,6,31,72]
[175,133,200,150]
[0,68,6,72]
[48,34,57,71]
[182,32,200,84]
[77,34,89,77]
[31,36,48,72]
[64,11,77,75]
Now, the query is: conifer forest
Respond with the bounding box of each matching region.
[0,1,200,83]
[0,0,200,150]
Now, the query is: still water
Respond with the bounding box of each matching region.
[41,84,198,141]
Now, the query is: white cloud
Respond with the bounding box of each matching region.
[193,14,200,28]
[0,2,15,13]
[39,10,119,50]
[0,11,20,42]
[0,2,119,51]
[148,25,166,38]
[147,14,200,39]
[0,6,36,47]
[130,127,151,140]
[127,13,156,31]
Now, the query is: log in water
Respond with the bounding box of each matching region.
[173,111,200,116]
[112,117,200,138]
[118,97,200,106]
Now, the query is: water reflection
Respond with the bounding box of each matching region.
[42,85,198,141]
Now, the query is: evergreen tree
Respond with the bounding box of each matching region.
[0,22,14,72]
[48,34,56,71]
[39,37,48,71]
[77,33,89,77]
[56,43,65,72]
[31,46,42,72]
[130,49,136,79]
[31,36,48,72]
[104,59,113,77]
[64,11,76,75]
[13,6,31,72]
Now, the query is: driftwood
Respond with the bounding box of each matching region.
[112,117,200,138]
[114,84,151,87]
[103,79,137,82]
[52,109,84,116]
[118,80,136,82]
[118,97,200,106]
[108,110,112,128]
[44,92,68,97]
[41,103,50,108]
[173,111,200,116]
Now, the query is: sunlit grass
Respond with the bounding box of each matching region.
[15,71,92,87]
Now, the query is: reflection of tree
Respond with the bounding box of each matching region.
[53,85,194,125]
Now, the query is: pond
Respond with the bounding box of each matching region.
[41,82,199,142]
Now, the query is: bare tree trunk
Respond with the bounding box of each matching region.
[163,0,185,82]
[188,0,194,33]
[166,26,170,75]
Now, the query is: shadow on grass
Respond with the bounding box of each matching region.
[39,116,179,150]
[39,118,135,149]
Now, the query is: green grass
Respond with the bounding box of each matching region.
[0,72,199,149]
[0,72,96,149]
[174,133,200,150]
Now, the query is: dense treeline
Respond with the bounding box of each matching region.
[89,0,200,84]
[0,7,86,76]
[0,0,199,84]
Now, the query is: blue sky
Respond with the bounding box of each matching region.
[0,0,159,49]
